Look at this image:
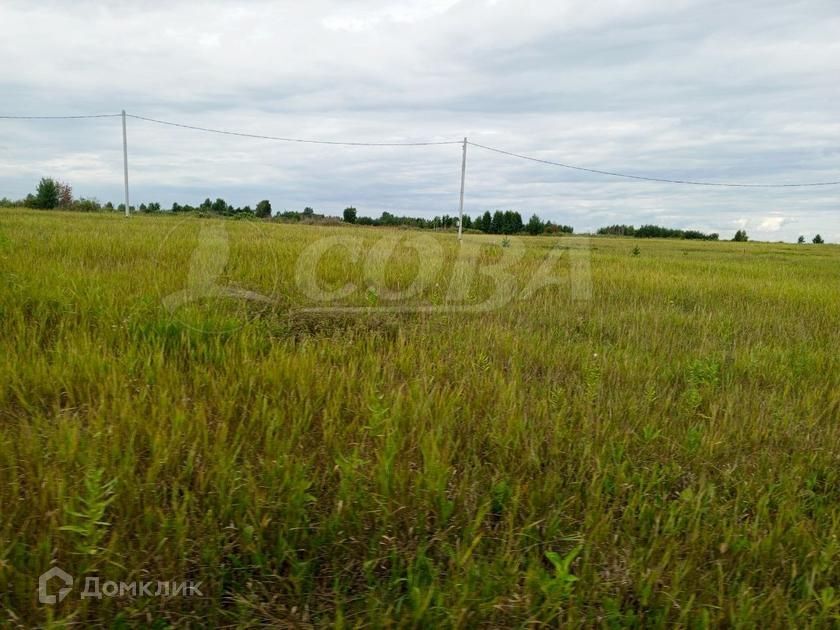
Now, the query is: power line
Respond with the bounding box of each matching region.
[0,114,122,120]
[2,112,839,187]
[467,141,840,188]
[126,114,463,147]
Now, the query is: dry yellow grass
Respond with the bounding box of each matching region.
[1,207,839,627]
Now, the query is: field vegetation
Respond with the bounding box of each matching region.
[1,208,839,627]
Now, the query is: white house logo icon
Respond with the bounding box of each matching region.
[38,566,73,604]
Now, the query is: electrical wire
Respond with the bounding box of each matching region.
[467,141,840,188]
[0,114,122,120]
[3,112,839,187]
[126,114,462,147]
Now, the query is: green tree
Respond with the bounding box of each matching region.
[480,211,492,232]
[31,178,60,209]
[210,198,229,214]
[380,211,398,226]
[526,213,544,235]
[813,234,824,244]
[733,229,748,242]
[343,207,357,224]
[490,211,504,234]
[506,211,523,234]
[797,235,805,244]
[255,200,272,218]
[510,210,525,234]
[498,210,523,234]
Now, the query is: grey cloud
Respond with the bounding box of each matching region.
[1,0,839,241]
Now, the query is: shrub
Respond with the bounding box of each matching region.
[74,198,102,212]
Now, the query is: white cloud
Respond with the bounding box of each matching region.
[757,216,794,232]
[323,0,460,31]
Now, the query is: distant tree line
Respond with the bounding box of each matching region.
[597,224,720,240]
[5,181,833,244]
[598,225,831,244]
[170,198,271,218]
[0,177,104,212]
[3,179,287,219]
[3,180,575,235]
[344,207,573,235]
[466,210,573,235]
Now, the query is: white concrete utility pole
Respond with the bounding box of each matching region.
[458,137,467,241]
[122,110,130,217]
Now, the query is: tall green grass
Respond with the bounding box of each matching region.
[1,208,839,627]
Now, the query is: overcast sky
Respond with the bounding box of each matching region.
[1,0,839,240]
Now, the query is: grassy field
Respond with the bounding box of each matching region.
[1,207,839,627]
